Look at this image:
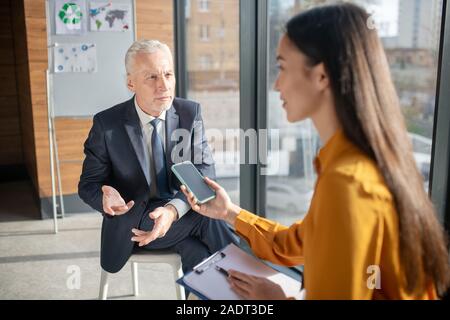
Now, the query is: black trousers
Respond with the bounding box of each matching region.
[137,200,240,274]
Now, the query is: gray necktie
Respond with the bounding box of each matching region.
[150,118,170,198]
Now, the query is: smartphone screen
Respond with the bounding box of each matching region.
[171,161,216,203]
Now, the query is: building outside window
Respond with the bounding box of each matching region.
[198,0,210,12]
[198,54,213,70]
[185,0,240,204]
[199,24,210,41]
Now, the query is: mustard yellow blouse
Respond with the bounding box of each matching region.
[235,130,436,300]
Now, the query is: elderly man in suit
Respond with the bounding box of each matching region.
[78,39,238,276]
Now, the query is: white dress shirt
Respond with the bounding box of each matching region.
[134,97,190,218]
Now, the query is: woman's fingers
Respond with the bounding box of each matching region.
[230,284,250,299]
[180,185,193,200]
[204,177,222,191]
[181,185,198,206]
[181,186,192,203]
[228,270,252,284]
[229,277,251,298]
[181,185,205,214]
[180,185,210,216]
[192,203,202,213]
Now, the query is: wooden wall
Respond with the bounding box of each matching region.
[17,0,174,204]
[0,0,23,167]
[135,0,175,53]
[17,0,49,199]
[11,0,35,187]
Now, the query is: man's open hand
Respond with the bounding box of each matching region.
[131,205,178,247]
[102,185,134,216]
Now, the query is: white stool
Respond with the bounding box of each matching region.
[98,250,185,300]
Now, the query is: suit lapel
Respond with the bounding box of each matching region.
[124,100,151,186]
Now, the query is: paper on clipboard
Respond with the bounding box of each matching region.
[177,244,302,300]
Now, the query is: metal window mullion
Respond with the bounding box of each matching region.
[430,0,450,229]
[256,0,269,217]
[174,0,188,98]
[239,0,258,213]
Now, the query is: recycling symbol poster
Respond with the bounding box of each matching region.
[55,0,87,35]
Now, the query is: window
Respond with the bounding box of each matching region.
[217,27,225,38]
[198,0,210,12]
[185,0,240,204]
[266,0,444,225]
[199,24,210,41]
[198,54,213,70]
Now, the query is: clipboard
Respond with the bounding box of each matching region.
[176,250,227,300]
[176,243,303,300]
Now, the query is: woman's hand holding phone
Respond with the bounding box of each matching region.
[181,177,241,226]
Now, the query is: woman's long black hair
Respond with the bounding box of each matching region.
[286,3,449,296]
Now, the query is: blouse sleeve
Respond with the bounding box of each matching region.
[234,209,305,266]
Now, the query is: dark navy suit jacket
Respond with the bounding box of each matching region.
[78,97,215,273]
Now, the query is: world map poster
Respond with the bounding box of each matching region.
[89,1,131,32]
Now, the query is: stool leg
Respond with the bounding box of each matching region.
[174,265,185,300]
[99,269,109,300]
[132,262,139,296]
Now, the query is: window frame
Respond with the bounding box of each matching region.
[199,24,210,41]
[198,0,210,13]
[430,0,450,232]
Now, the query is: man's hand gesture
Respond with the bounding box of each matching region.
[102,185,134,216]
[131,205,178,247]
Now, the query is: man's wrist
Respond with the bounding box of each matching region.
[165,204,179,221]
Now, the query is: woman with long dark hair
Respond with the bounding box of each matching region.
[181,3,450,299]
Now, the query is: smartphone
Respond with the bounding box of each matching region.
[171,161,216,204]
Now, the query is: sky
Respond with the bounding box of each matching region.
[278,0,400,37]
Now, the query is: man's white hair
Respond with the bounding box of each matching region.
[125,39,172,74]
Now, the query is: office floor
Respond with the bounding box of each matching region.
[0,181,184,300]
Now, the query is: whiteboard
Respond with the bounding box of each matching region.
[46,0,136,117]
